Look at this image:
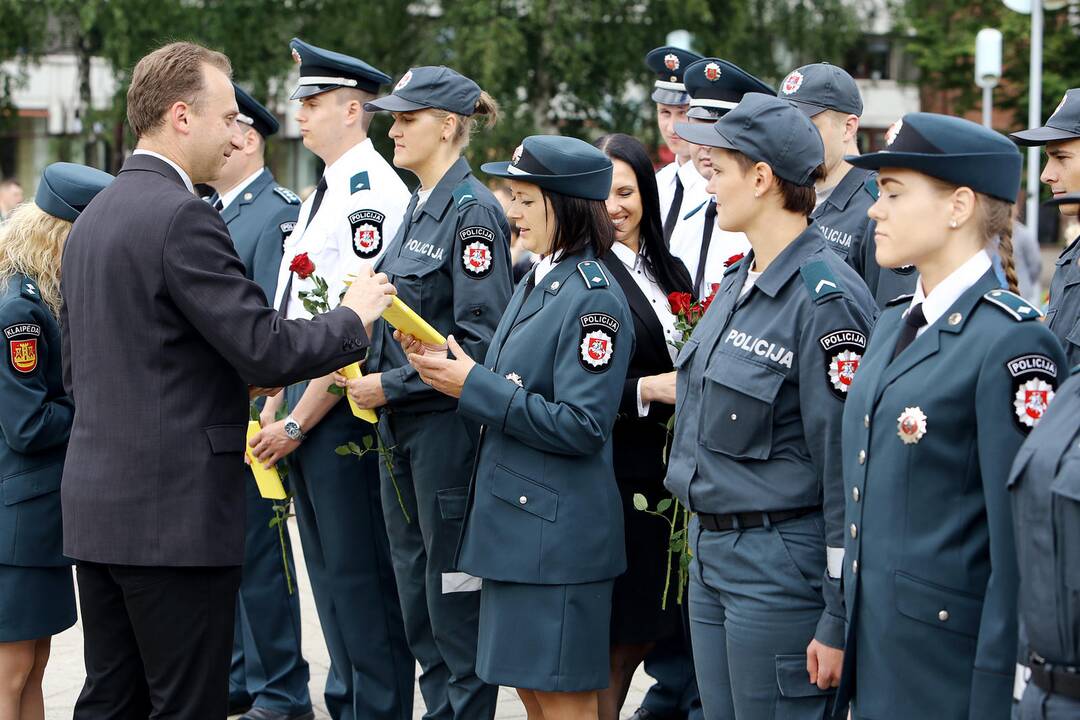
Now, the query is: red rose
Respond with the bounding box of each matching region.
[668,292,692,316]
[289,252,315,280]
[707,283,721,300]
[724,253,744,268]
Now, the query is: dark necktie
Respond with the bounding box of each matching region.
[306,176,328,225]
[891,303,927,360]
[693,200,717,298]
[212,196,223,212]
[662,173,684,244]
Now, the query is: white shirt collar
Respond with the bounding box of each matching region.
[533,254,560,284]
[909,249,991,331]
[132,149,195,194]
[610,240,644,271]
[323,139,375,189]
[218,168,265,211]
[676,159,707,191]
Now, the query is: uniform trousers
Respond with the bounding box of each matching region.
[1017,684,1080,720]
[688,513,834,720]
[73,561,241,720]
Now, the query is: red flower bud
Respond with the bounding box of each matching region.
[289,252,315,280]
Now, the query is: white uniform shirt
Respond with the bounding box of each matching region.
[908,250,992,338]
[656,159,680,222]
[669,197,751,300]
[273,139,410,319]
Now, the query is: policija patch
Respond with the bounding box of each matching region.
[1007,354,1058,433]
[819,329,866,400]
[5,323,41,375]
[579,313,619,373]
[460,226,495,278]
[279,221,296,248]
[349,209,385,259]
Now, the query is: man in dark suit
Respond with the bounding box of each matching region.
[59,41,396,720]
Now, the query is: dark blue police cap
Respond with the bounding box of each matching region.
[645,46,704,106]
[684,58,775,121]
[289,38,391,100]
[481,135,613,201]
[365,66,481,116]
[233,83,279,137]
[780,62,863,117]
[1011,89,1080,146]
[848,113,1021,202]
[675,93,824,187]
[35,162,113,222]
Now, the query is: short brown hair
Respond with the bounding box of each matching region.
[726,149,825,217]
[127,42,232,138]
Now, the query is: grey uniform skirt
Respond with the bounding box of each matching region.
[0,564,76,642]
[476,577,614,692]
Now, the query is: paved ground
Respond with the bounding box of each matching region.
[41,522,653,719]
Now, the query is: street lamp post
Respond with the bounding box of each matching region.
[975,29,1003,128]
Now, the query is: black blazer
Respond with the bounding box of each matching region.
[601,255,684,491]
[59,154,368,567]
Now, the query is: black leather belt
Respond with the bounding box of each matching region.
[1030,653,1080,700]
[698,505,820,532]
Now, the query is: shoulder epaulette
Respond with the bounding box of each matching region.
[863,176,879,200]
[273,186,301,205]
[349,171,371,194]
[19,277,41,302]
[885,293,914,307]
[577,261,609,290]
[799,261,844,303]
[981,288,1042,321]
[453,181,478,208]
[682,200,707,221]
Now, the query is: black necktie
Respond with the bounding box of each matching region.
[693,201,717,298]
[212,196,223,212]
[307,176,328,225]
[891,303,927,360]
[662,174,684,244]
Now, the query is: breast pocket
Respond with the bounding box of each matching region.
[382,252,444,317]
[700,357,785,460]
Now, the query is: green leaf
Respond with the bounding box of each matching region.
[656,498,672,514]
[249,403,260,422]
[632,493,648,511]
[326,384,345,396]
[363,435,374,450]
[334,445,352,456]
[348,441,362,454]
[268,516,280,528]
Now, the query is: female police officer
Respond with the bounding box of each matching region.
[0,163,112,718]
[338,65,512,720]
[404,135,632,720]
[667,93,876,720]
[834,113,1067,720]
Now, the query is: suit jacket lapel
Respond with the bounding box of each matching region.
[601,256,666,353]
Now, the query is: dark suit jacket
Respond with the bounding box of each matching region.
[601,256,680,491]
[59,154,368,566]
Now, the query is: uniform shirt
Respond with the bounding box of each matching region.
[368,157,513,413]
[812,165,877,261]
[666,224,876,647]
[272,139,410,318]
[1009,371,1080,669]
[1046,232,1080,366]
[839,267,1065,720]
[656,159,680,222]
[0,274,73,567]
[669,198,751,300]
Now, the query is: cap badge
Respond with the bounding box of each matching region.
[897,406,927,445]
[511,144,524,165]
[664,53,680,71]
[704,62,721,82]
[885,118,904,147]
[291,48,301,65]
[781,70,804,95]
[395,70,413,91]
[1054,93,1068,118]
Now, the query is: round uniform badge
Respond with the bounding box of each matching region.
[291,48,302,65]
[578,313,619,373]
[704,62,722,82]
[395,70,413,91]
[4,323,41,375]
[511,144,524,165]
[1006,353,1059,432]
[885,118,904,146]
[664,54,680,71]
[897,406,927,445]
[781,70,804,95]
[459,226,496,278]
[348,209,386,259]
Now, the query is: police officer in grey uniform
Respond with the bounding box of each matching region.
[1011,88,1080,366]
[670,94,876,720]
[341,66,511,720]
[207,84,312,720]
[835,113,1065,720]
[0,162,111,718]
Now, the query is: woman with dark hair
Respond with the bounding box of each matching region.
[403,135,633,719]
[593,132,693,719]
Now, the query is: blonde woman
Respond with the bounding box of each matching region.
[0,163,111,720]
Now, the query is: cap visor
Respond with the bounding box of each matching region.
[673,121,737,150]
[1047,192,1080,206]
[479,163,611,200]
[786,99,828,117]
[364,95,430,113]
[290,84,337,100]
[1009,125,1080,146]
[687,106,725,121]
[652,88,690,106]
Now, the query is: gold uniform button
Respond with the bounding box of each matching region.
[850,524,858,539]
[518,496,528,505]
[858,450,866,465]
[730,413,738,421]
[938,610,949,622]
[852,487,860,502]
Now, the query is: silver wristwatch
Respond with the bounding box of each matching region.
[283,415,306,442]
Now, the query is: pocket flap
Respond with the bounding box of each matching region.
[2,462,63,506]
[490,464,557,522]
[1051,468,1080,503]
[774,654,833,698]
[204,424,246,455]
[437,486,469,520]
[1007,447,1033,489]
[673,339,698,370]
[382,250,441,277]
[894,571,982,638]
[704,356,786,403]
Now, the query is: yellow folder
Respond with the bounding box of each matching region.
[246,420,287,499]
[339,362,378,423]
[382,296,446,346]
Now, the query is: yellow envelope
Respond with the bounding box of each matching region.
[246,420,287,499]
[339,362,378,423]
[382,296,446,346]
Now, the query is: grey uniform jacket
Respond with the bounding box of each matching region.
[219,168,300,299]
[1047,233,1080,367]
[59,154,369,567]
[813,166,877,262]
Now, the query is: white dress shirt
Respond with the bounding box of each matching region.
[907,250,992,337]
[669,196,751,299]
[132,149,194,194]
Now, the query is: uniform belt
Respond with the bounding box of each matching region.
[698,505,820,532]
[1030,653,1080,700]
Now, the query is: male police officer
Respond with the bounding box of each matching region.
[207,84,312,720]
[1011,88,1080,366]
[251,38,413,720]
[646,46,704,242]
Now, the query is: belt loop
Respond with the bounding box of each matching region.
[731,514,741,530]
[762,512,773,529]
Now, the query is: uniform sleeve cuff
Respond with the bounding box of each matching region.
[379,366,409,402]
[636,379,651,418]
[814,609,846,650]
[459,365,519,429]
